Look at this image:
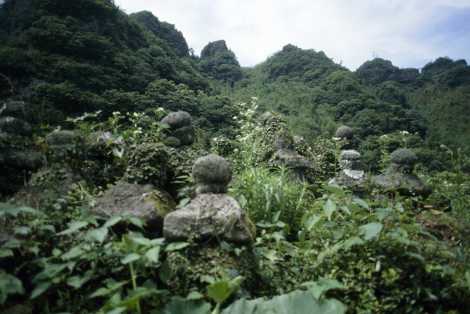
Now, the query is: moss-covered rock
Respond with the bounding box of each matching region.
[92,181,176,233]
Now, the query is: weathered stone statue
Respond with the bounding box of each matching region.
[163,154,255,243]
[45,129,83,160]
[334,125,355,149]
[329,150,366,192]
[373,148,431,197]
[259,112,313,181]
[161,111,195,147]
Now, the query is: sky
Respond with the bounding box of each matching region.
[40,1,470,69]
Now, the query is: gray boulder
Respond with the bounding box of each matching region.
[92,181,175,230]
[163,193,254,243]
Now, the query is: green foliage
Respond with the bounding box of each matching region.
[222,288,346,314]
[0,0,208,126]
[262,44,343,83]
[231,167,311,236]
[1,2,470,313]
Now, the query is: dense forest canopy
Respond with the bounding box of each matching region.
[0,1,469,313]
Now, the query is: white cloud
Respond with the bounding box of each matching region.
[114,0,470,69]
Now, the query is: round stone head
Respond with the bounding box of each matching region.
[161,111,192,130]
[335,125,354,140]
[192,154,232,194]
[339,150,361,170]
[390,148,417,173]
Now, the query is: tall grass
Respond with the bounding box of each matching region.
[230,167,312,236]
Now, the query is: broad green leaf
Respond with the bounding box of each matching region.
[322,185,346,197]
[14,226,31,235]
[343,236,365,250]
[62,246,84,260]
[121,253,140,265]
[0,272,24,304]
[104,216,123,228]
[207,277,243,305]
[186,291,204,300]
[323,199,337,221]
[0,204,38,218]
[165,242,189,252]
[86,227,108,243]
[352,198,369,210]
[375,208,393,221]
[302,278,345,300]
[106,307,126,314]
[127,217,145,229]
[0,249,14,258]
[262,249,279,262]
[131,236,152,246]
[221,289,346,314]
[66,271,93,289]
[90,281,127,298]
[30,282,51,299]
[162,297,211,314]
[207,280,232,304]
[304,214,321,231]
[145,247,161,263]
[359,223,383,241]
[58,221,89,235]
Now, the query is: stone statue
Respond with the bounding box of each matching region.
[333,125,355,149]
[372,148,431,197]
[329,150,366,192]
[163,154,255,243]
[161,111,195,147]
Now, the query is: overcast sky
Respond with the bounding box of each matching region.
[117,1,468,69]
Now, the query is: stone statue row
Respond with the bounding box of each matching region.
[2,108,431,247]
[330,125,430,197]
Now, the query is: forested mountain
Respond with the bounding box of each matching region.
[1,1,469,314]
[0,0,208,123]
[227,45,470,170]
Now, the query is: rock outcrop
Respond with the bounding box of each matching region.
[163,154,254,243]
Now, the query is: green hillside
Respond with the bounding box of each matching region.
[0,1,469,314]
